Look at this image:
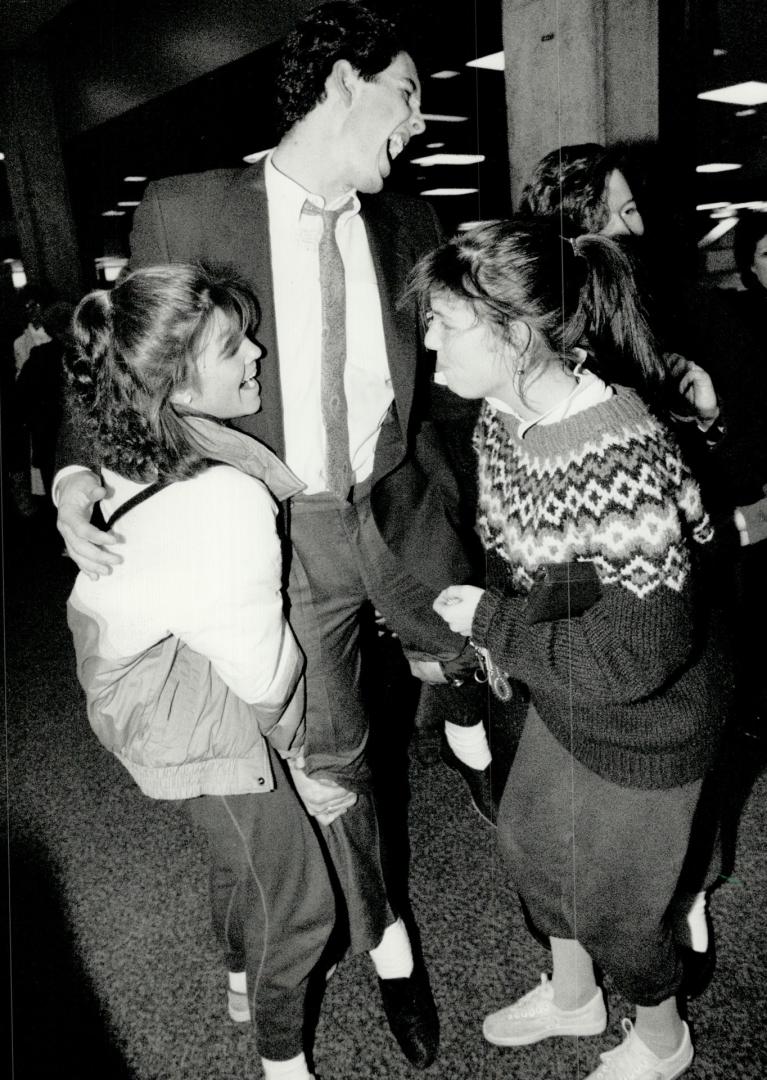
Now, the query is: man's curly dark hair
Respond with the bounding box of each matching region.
[519,143,624,235]
[67,264,259,483]
[275,1,403,137]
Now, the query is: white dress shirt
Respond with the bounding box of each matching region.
[265,154,393,494]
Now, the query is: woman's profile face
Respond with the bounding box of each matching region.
[181,309,263,419]
[750,233,767,291]
[600,170,645,237]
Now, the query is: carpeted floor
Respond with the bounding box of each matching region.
[5,509,767,1079]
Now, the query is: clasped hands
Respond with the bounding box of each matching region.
[287,752,358,826]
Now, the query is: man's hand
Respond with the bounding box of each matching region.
[57,471,123,579]
[407,659,447,684]
[287,754,357,826]
[433,585,485,636]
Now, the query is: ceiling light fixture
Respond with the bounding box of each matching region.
[431,70,459,79]
[420,187,478,196]
[0,152,5,161]
[117,201,140,208]
[697,218,738,247]
[698,81,767,106]
[123,176,147,182]
[466,51,505,71]
[696,162,742,173]
[101,210,126,217]
[421,113,469,123]
[735,108,757,117]
[411,153,485,167]
[426,142,445,149]
[696,202,730,210]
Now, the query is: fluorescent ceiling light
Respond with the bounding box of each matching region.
[696,162,741,173]
[426,142,445,149]
[729,200,767,210]
[431,70,459,79]
[0,152,5,161]
[123,175,147,182]
[736,108,757,117]
[466,51,505,71]
[457,220,492,231]
[243,148,274,164]
[696,202,730,210]
[102,210,126,217]
[421,113,468,122]
[411,153,485,167]
[698,81,767,105]
[697,218,737,247]
[117,201,140,207]
[710,208,737,218]
[421,187,478,196]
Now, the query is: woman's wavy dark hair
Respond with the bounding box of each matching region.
[67,264,259,483]
[733,210,767,293]
[519,143,624,236]
[275,1,402,136]
[408,218,666,405]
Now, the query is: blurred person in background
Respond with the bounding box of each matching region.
[16,299,74,502]
[686,210,767,743]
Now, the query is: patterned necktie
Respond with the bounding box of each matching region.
[302,197,355,499]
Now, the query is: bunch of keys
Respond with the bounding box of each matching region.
[470,642,514,702]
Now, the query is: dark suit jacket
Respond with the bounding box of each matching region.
[128,158,481,588]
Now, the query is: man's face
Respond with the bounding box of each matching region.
[340,51,425,193]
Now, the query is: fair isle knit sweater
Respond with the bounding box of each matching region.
[471,386,727,790]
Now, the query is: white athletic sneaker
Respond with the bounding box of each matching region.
[585,1018,693,1079]
[482,973,607,1046]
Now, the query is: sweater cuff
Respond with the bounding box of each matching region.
[471,587,504,648]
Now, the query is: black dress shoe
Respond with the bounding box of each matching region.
[377,961,439,1069]
[440,740,498,826]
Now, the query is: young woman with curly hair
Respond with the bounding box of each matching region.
[65,263,337,1080]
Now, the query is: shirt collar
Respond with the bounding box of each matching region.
[265,152,360,225]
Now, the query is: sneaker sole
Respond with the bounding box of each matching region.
[483,1013,607,1047]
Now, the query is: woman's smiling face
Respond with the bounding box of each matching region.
[182,309,263,419]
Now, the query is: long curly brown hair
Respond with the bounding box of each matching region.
[67,264,259,482]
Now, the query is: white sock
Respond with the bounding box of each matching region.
[686,890,709,953]
[260,1052,312,1079]
[369,917,414,980]
[228,970,247,994]
[444,720,492,770]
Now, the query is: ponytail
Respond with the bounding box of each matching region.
[565,233,668,405]
[68,290,115,408]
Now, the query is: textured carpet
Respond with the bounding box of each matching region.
[5,512,766,1079]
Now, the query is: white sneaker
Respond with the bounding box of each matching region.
[482,973,607,1046]
[586,1018,693,1080]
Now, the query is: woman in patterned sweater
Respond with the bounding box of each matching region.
[413,220,729,1080]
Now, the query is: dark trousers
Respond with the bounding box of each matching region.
[287,487,465,954]
[184,753,335,1061]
